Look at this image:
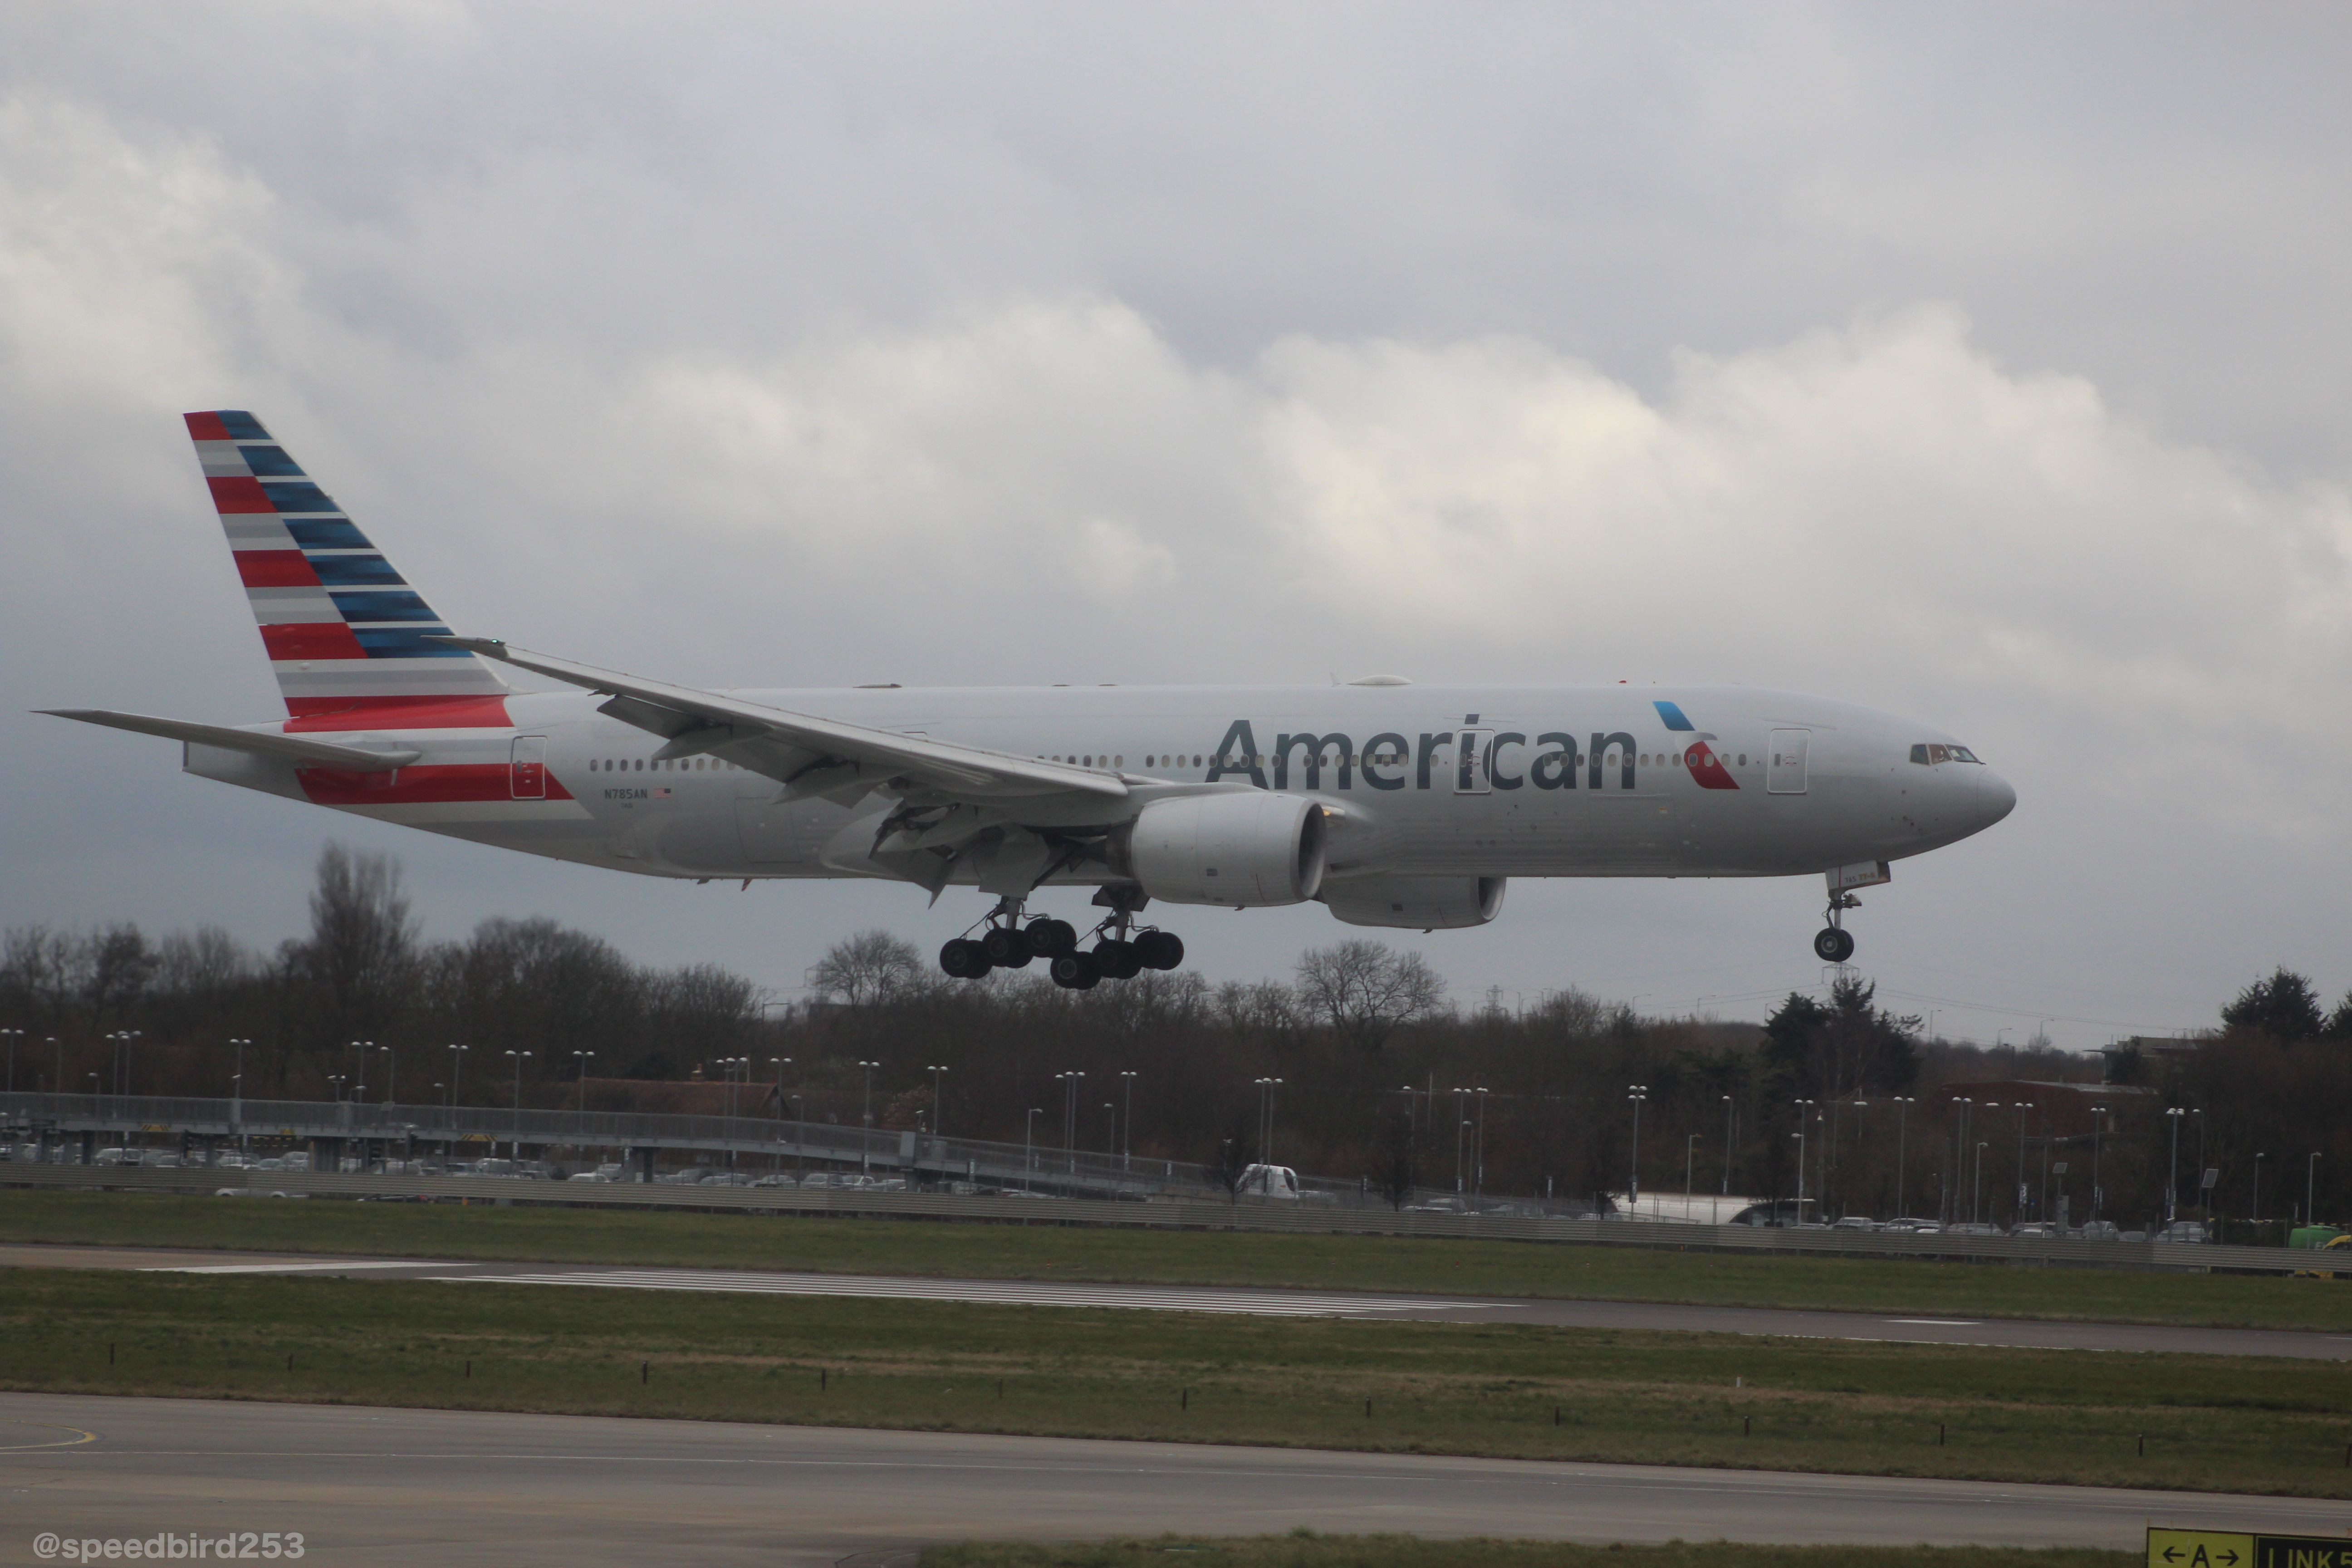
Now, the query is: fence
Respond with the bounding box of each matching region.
[0,1160,2317,1274]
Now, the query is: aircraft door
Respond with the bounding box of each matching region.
[1455,729,1494,794]
[510,735,548,800]
[1766,729,1810,795]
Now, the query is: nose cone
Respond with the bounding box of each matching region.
[1975,768,2017,831]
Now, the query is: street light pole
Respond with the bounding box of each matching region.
[858,1060,880,1174]
[504,1049,531,1162]
[1025,1107,1043,1193]
[1686,1133,1698,1210]
[1626,1085,1648,1209]
[447,1044,467,1113]
[927,1065,949,1143]
[770,1057,793,1119]
[1,1027,20,1093]
[2253,1152,2266,1227]
[573,1050,594,1113]
[2164,1106,2186,1225]
[2310,1152,2323,1229]
[1892,1096,1914,1220]
[1793,1098,1814,1221]
[1721,1095,1735,1198]
[1119,1070,1137,1171]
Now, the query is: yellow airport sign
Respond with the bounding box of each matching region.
[2151,1529,2352,1568]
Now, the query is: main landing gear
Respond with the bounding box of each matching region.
[1813,890,1859,964]
[937,894,1185,988]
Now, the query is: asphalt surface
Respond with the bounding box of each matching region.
[4,1242,2345,1359]
[7,1392,2340,1568]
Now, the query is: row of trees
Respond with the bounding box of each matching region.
[0,846,764,1102]
[5,844,2348,1230]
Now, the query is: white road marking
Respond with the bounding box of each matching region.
[430,1268,1500,1317]
[142,1261,441,1274]
[1886,1318,1983,1326]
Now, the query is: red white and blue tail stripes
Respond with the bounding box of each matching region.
[187,411,510,730]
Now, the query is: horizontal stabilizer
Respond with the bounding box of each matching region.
[39,710,420,772]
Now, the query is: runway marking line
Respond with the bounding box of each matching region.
[428,1268,1500,1317]
[0,1421,98,1451]
[140,1261,440,1274]
[1886,1318,1984,1326]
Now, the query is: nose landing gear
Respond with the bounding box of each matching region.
[1813,890,1859,964]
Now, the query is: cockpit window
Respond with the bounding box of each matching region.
[1910,743,1983,765]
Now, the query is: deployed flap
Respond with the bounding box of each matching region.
[437,637,1127,803]
[41,709,420,771]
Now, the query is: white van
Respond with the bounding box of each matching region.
[1237,1163,1300,1200]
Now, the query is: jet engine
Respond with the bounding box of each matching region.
[1110,792,1328,906]
[1321,874,1506,930]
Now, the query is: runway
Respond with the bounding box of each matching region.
[5,1392,2336,1568]
[5,1242,2342,1359]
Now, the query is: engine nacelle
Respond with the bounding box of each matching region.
[1111,792,1328,907]
[1321,874,1506,930]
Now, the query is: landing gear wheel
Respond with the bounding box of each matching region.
[1132,930,1184,971]
[1093,939,1143,980]
[1026,917,1078,956]
[940,938,993,979]
[980,926,1029,966]
[1049,950,1101,990]
[1813,927,1856,963]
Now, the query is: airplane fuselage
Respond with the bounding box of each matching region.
[188,681,2011,888]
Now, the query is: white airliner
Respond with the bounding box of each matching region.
[45,412,2014,986]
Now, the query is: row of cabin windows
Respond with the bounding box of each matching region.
[584,746,1769,775]
[1088,748,1757,771]
[590,757,743,772]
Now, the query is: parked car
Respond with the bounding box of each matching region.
[750,1174,798,1189]
[1945,1222,2004,1236]
[1236,1163,1301,1200]
[93,1147,131,1166]
[1831,1215,1875,1231]
[568,1170,611,1182]
[2009,1222,2059,1239]
[2155,1221,2208,1244]
[2070,1220,2122,1241]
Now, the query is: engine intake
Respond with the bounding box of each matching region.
[1321,874,1506,930]
[1111,793,1328,907]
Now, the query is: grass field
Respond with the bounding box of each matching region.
[0,1190,2343,1333]
[5,1267,2346,1497]
[918,1544,2137,1568]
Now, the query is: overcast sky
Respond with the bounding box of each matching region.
[5,4,2349,1050]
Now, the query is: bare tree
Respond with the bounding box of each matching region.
[1294,940,1448,1052]
[807,930,923,1007]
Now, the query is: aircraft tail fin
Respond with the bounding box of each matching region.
[185,411,510,730]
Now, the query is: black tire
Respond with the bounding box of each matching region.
[1813,927,1855,963]
[940,938,992,979]
[1094,940,1142,980]
[1049,950,1100,990]
[1133,930,1184,971]
[980,926,1024,965]
[1027,917,1078,956]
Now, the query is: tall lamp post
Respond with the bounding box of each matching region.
[1,1027,20,1094]
[1056,1071,1085,1173]
[504,1049,531,1162]
[770,1057,793,1120]
[2310,1152,2323,1229]
[1024,1107,1043,1193]
[2090,1103,2107,1220]
[926,1064,949,1143]
[858,1060,881,1175]
[1118,1070,1138,1171]
[1891,1096,1915,1220]
[1686,1133,1699,1211]
[573,1050,595,1113]
[1627,1085,1649,1210]
[2252,1152,2266,1228]
[1720,1095,1735,1200]
[2164,1106,2187,1225]
[230,1037,251,1142]
[1792,1098,1814,1221]
[1254,1077,1284,1172]
[447,1044,468,1114]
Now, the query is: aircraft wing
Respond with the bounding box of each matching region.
[435,638,1127,803]
[39,710,420,771]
